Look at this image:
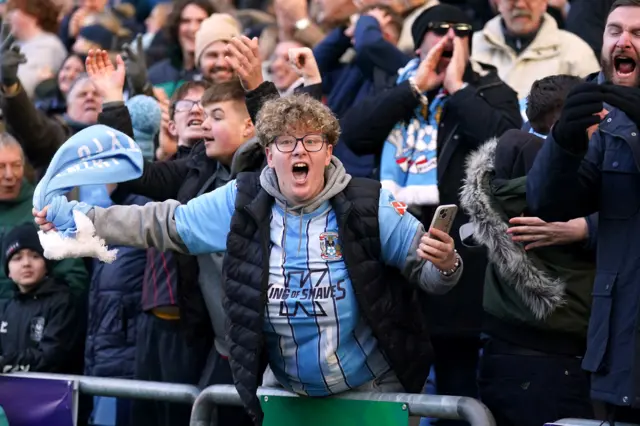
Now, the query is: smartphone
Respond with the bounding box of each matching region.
[428,204,458,238]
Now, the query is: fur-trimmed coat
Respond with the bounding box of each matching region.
[460,137,595,355]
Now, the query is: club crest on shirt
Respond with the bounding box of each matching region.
[319,232,343,261]
[391,200,407,216]
[30,317,45,342]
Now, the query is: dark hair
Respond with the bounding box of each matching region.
[609,0,640,15]
[7,0,60,34]
[169,80,212,119]
[359,4,403,37]
[526,74,583,134]
[201,79,246,107]
[164,0,217,67]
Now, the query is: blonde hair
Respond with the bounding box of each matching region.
[255,94,341,147]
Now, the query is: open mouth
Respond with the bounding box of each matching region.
[292,162,309,183]
[614,55,637,76]
[442,48,453,58]
[188,119,202,128]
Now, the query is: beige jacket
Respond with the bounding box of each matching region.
[471,14,600,99]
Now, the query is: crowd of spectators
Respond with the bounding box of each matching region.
[1,0,640,426]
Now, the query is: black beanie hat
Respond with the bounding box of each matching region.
[3,224,45,273]
[412,4,472,51]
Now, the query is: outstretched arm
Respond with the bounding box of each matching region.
[34,181,238,255]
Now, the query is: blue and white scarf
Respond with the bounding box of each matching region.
[380,58,448,206]
[33,125,144,263]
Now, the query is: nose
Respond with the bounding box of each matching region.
[616,31,632,49]
[1,164,13,180]
[201,116,212,131]
[187,21,199,34]
[291,139,307,156]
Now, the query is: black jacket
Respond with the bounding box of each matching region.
[340,62,521,335]
[0,278,85,373]
[100,103,266,346]
[224,173,432,425]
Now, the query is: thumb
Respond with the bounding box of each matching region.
[115,54,125,71]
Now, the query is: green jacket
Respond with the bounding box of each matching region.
[460,139,595,340]
[0,180,88,301]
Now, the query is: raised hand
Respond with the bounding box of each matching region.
[444,35,469,94]
[413,36,447,93]
[0,24,26,89]
[224,36,263,91]
[121,34,151,96]
[86,49,126,103]
[552,83,603,153]
[288,47,321,86]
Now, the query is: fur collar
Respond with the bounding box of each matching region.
[459,139,565,320]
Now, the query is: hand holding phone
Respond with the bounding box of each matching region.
[428,204,458,239]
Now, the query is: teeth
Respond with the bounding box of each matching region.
[188,120,203,126]
[293,163,307,168]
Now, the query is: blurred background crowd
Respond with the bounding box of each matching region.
[0,0,633,425]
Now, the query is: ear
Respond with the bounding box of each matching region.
[242,117,255,140]
[168,120,178,138]
[265,145,275,168]
[325,144,333,166]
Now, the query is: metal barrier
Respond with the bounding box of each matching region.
[190,384,496,426]
[552,420,640,426]
[5,372,200,404]
[3,373,495,426]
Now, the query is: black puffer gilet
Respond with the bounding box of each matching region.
[223,172,433,425]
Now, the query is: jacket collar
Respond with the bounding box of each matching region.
[481,13,563,60]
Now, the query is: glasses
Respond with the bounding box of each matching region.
[272,134,326,153]
[428,22,473,37]
[172,99,207,117]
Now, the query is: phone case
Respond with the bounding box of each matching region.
[428,205,458,236]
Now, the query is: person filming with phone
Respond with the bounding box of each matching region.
[34,93,462,425]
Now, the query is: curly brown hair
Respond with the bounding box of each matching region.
[7,0,60,34]
[255,94,341,148]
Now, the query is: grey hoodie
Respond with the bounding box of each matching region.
[87,156,462,327]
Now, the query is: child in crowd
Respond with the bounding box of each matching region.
[0,224,84,374]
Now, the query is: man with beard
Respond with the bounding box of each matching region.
[194,14,240,84]
[527,0,640,423]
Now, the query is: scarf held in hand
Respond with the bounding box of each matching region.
[379,58,448,207]
[33,125,144,263]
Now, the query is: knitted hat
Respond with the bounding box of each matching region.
[411,4,471,50]
[3,224,46,274]
[126,95,162,162]
[78,24,118,50]
[195,13,242,66]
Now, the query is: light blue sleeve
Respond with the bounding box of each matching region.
[174,179,237,254]
[378,189,421,268]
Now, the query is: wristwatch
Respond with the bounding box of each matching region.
[408,76,428,105]
[438,250,461,277]
[295,18,311,31]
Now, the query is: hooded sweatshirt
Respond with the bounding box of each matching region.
[67,156,462,393]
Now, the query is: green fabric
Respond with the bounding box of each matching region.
[0,180,89,301]
[483,177,595,337]
[153,80,187,99]
[0,406,8,426]
[261,396,409,426]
